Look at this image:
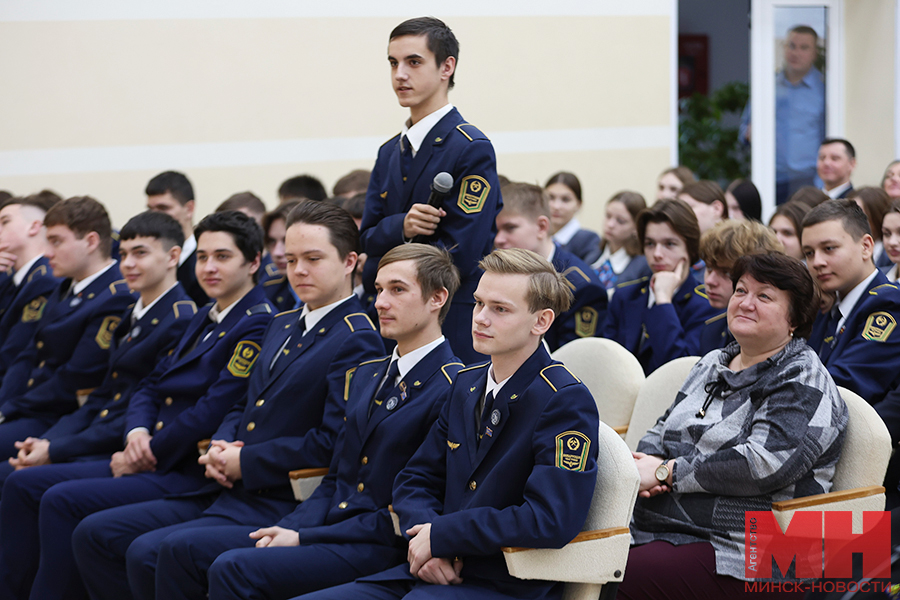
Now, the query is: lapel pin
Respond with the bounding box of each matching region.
[87,293,95,299]
[130,326,141,339]
[70,297,82,307]
[413,380,421,387]
[510,394,517,400]
[218,331,225,338]
[319,327,325,334]
[490,409,501,426]
[151,318,159,325]
[484,426,493,438]
[385,396,399,411]
[469,386,476,392]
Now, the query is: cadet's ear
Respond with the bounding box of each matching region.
[531,308,554,337]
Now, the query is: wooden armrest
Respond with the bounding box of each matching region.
[197,439,211,454]
[771,486,885,511]
[289,467,329,480]
[612,425,628,435]
[502,526,630,554]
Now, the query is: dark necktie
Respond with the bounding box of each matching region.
[183,317,216,357]
[369,360,400,418]
[820,307,842,362]
[476,391,495,446]
[400,135,413,180]
[271,315,305,371]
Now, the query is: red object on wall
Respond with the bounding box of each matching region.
[679,34,709,98]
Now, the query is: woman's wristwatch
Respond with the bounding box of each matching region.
[655,460,671,486]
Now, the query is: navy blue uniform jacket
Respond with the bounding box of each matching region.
[360,108,502,303]
[547,245,608,351]
[259,263,297,314]
[366,347,598,600]
[0,265,135,420]
[698,311,731,356]
[602,274,717,375]
[42,285,196,463]
[560,229,602,265]
[0,257,60,379]
[808,271,900,405]
[277,340,462,549]
[177,249,209,307]
[199,297,384,519]
[124,286,273,476]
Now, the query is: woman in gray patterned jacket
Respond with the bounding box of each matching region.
[618,253,848,599]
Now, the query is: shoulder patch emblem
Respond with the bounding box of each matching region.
[95,315,121,350]
[555,431,590,471]
[21,296,48,323]
[227,341,261,377]
[457,176,490,214]
[862,311,896,342]
[447,440,460,450]
[574,307,599,338]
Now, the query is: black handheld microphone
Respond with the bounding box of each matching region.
[413,172,454,243]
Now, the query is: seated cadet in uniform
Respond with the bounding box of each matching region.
[698,220,783,355]
[258,201,302,313]
[0,211,274,600]
[0,211,196,492]
[0,194,61,379]
[0,196,135,459]
[803,199,900,405]
[124,244,464,600]
[72,201,385,600]
[146,170,208,306]
[494,182,608,351]
[360,17,502,364]
[602,199,718,375]
[296,248,600,600]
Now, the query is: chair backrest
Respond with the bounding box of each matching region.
[624,356,699,451]
[832,386,892,491]
[552,338,644,430]
[584,420,640,532]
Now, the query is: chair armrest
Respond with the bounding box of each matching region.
[771,486,886,532]
[612,425,628,436]
[76,388,97,407]
[771,486,885,511]
[388,504,402,537]
[289,468,329,480]
[197,439,211,456]
[502,527,631,584]
[288,468,328,502]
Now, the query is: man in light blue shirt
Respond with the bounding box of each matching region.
[741,25,825,204]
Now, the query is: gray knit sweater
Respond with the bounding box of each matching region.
[631,338,848,580]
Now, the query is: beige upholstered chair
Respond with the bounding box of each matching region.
[503,421,640,600]
[770,386,891,531]
[552,338,645,435]
[289,467,329,502]
[624,356,699,452]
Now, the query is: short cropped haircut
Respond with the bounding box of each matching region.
[120,211,185,251]
[479,248,573,318]
[770,201,811,237]
[730,253,819,339]
[194,211,264,283]
[544,171,582,202]
[790,25,819,43]
[847,187,891,242]
[286,200,359,259]
[787,185,829,208]
[390,17,459,89]
[216,192,266,217]
[680,180,729,219]
[261,201,301,245]
[7,192,59,214]
[801,199,871,241]
[726,179,763,222]
[605,190,646,257]
[0,191,11,205]
[44,196,113,258]
[500,182,549,220]
[332,170,371,197]
[660,166,696,186]
[341,193,366,221]
[379,244,460,324]
[636,198,702,264]
[820,138,856,160]
[278,175,327,202]
[700,220,783,271]
[145,171,194,205]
